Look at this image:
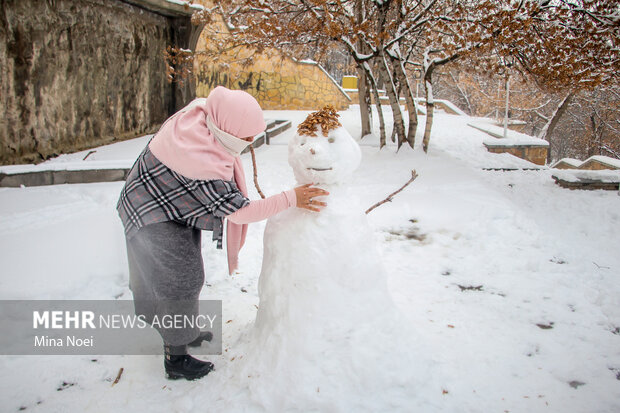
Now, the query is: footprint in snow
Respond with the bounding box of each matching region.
[536,322,554,330]
[56,381,75,391]
[568,380,586,389]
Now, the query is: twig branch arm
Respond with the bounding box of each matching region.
[365,170,418,214]
[249,145,266,199]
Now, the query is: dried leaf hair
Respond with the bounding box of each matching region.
[297,105,342,137]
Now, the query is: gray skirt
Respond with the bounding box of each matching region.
[125,220,204,346]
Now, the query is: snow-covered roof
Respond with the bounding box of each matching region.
[552,170,620,184]
[551,158,582,168]
[469,122,549,146]
[581,155,620,169]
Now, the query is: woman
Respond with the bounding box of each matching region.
[117,86,328,381]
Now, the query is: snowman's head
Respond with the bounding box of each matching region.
[288,106,361,185]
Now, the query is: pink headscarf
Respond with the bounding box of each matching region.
[149,86,266,274]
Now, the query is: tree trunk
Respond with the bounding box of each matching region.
[392,56,418,148]
[538,90,575,163]
[371,86,387,148]
[357,65,372,138]
[503,74,510,139]
[361,62,387,148]
[353,0,371,139]
[422,63,435,153]
[377,52,407,148]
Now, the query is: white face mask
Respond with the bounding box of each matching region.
[207,115,252,157]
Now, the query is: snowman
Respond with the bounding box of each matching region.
[213,107,433,412]
[255,106,395,338]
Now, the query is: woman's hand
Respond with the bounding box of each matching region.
[294,183,329,212]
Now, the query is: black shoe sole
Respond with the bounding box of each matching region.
[166,368,213,381]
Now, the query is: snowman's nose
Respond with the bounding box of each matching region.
[310,148,316,155]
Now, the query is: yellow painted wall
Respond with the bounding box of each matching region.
[342,76,358,89]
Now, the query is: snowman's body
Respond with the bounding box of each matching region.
[256,126,393,337]
[228,125,432,412]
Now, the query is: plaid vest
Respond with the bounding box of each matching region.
[117,145,249,248]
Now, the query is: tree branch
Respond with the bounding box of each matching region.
[366,170,418,214]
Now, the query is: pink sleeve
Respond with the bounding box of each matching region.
[226,189,297,224]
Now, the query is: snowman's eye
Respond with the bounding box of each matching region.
[328,137,335,143]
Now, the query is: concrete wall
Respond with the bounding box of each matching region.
[0,0,199,164]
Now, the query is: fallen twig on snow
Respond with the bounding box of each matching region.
[249,145,265,199]
[112,367,124,387]
[82,150,96,160]
[365,170,418,214]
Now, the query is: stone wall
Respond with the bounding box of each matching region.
[195,55,351,110]
[0,0,199,164]
[192,0,350,111]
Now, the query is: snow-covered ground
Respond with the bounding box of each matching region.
[0,107,618,412]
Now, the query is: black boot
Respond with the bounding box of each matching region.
[187,331,213,348]
[164,344,214,381]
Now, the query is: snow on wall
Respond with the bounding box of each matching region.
[552,169,620,183]
[551,158,583,168]
[582,155,620,170]
[468,122,549,146]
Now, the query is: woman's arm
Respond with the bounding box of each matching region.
[226,184,329,224]
[226,190,297,224]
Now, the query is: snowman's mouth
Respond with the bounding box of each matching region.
[307,167,333,171]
